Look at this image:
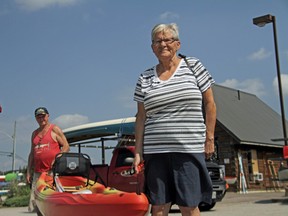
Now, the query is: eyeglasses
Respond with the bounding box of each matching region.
[152,38,177,46]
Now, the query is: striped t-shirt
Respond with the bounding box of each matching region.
[134,57,215,154]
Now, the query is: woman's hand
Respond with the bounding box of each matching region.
[26,172,32,184]
[205,137,215,159]
[133,153,143,174]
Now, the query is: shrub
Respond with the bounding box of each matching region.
[3,194,30,207]
[2,181,30,207]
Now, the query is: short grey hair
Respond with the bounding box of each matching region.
[151,23,180,42]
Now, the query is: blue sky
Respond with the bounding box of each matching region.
[0,0,288,172]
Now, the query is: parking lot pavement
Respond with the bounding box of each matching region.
[199,191,288,216]
[0,191,287,216]
[0,206,34,216]
[169,191,287,216]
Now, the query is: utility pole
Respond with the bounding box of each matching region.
[0,121,17,172]
[12,121,16,172]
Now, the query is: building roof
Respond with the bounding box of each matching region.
[212,84,287,148]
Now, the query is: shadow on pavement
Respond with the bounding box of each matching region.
[255,197,288,205]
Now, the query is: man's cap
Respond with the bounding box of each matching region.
[34,107,49,116]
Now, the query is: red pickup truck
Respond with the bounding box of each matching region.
[63,117,226,211]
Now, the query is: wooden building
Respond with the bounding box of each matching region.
[212,84,287,192]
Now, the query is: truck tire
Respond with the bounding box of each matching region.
[198,202,216,211]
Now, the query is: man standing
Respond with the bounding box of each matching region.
[26,107,70,213]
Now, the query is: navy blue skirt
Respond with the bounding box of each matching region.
[143,152,212,207]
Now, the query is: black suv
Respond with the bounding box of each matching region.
[198,160,227,211]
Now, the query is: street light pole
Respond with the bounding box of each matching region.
[253,14,288,147]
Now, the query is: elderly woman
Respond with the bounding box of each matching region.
[133,23,216,216]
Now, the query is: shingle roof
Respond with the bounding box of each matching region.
[212,84,287,148]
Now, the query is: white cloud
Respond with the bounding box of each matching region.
[52,114,89,129]
[159,11,180,21]
[248,48,272,61]
[15,0,81,11]
[219,78,266,96]
[273,74,288,96]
